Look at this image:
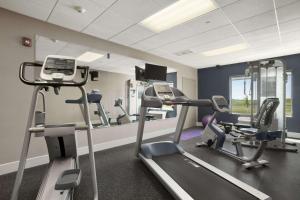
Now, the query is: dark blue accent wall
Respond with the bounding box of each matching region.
[198,54,300,133]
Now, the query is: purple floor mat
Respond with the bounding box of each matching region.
[180,128,203,141]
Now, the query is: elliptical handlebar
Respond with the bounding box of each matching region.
[19,62,89,87]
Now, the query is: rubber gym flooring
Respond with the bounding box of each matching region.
[0,127,299,200]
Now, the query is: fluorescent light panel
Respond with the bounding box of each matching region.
[202,43,249,56]
[77,51,104,62]
[140,0,216,32]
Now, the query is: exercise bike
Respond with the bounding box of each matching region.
[109,98,154,125]
[11,55,98,200]
[114,98,132,125]
[197,95,281,169]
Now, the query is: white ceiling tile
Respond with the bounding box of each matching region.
[159,25,238,53]
[235,11,276,33]
[83,9,134,39]
[148,49,182,64]
[152,0,177,7]
[214,0,239,7]
[275,0,300,8]
[281,29,300,42]
[191,35,245,53]
[280,18,300,33]
[243,25,279,43]
[90,0,118,7]
[222,0,274,22]
[109,24,154,45]
[277,1,300,22]
[0,0,57,21]
[48,0,114,31]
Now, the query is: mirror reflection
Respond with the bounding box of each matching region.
[35,35,177,128]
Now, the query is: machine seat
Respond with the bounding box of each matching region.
[239,127,258,134]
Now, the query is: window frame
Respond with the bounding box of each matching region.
[286,71,293,118]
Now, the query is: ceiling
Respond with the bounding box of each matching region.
[1,0,300,68]
[35,35,176,75]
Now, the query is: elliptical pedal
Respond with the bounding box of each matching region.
[55,169,82,190]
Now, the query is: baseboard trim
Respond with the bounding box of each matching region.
[287,132,300,139]
[196,122,202,127]
[0,128,174,175]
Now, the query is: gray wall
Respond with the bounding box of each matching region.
[197,53,300,133]
[0,8,197,166]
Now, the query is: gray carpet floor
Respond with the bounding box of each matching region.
[1,127,299,200]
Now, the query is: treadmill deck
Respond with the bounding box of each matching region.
[152,153,258,200]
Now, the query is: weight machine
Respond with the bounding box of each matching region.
[244,59,297,152]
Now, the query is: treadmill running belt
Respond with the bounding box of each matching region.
[153,154,257,200]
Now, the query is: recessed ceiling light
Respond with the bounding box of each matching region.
[202,43,249,56]
[140,0,216,33]
[77,51,104,62]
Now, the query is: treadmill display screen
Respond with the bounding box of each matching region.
[154,84,175,100]
[156,85,173,95]
[43,57,75,75]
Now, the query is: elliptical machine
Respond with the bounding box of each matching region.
[11,55,98,200]
[114,98,132,125]
[66,89,110,127]
[197,95,280,169]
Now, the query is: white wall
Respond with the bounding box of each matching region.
[0,8,197,169]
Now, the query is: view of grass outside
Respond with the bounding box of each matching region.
[231,99,255,115]
[231,98,292,116]
[286,98,292,116]
[231,77,252,115]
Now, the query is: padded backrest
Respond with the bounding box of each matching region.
[252,98,279,130]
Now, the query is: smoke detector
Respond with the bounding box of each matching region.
[74,6,86,14]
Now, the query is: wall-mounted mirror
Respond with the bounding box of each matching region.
[35,35,177,128]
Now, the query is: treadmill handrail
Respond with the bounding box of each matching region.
[30,125,88,133]
[141,86,212,108]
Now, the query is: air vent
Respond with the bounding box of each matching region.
[174,50,194,56]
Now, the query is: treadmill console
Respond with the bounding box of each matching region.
[153,82,175,101]
[40,55,76,81]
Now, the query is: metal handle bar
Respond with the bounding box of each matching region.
[19,62,89,87]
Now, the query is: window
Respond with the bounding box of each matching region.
[230,76,252,115]
[230,72,293,117]
[286,72,292,117]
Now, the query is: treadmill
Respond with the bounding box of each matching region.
[135,82,271,200]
